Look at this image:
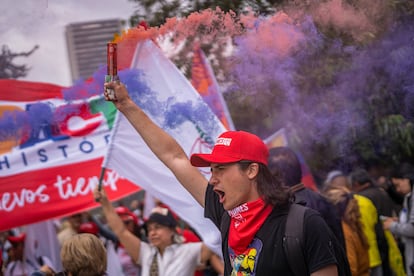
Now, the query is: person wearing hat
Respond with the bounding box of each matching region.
[94,187,219,276]
[383,163,414,275]
[5,233,54,276]
[101,81,350,275]
[114,206,142,276]
[78,221,100,236]
[115,206,143,239]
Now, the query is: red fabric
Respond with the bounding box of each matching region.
[0,158,141,231]
[181,229,201,243]
[302,172,318,191]
[191,46,234,131]
[138,21,149,30]
[228,198,272,255]
[79,222,99,235]
[0,79,142,231]
[115,206,139,225]
[0,79,64,101]
[7,233,26,243]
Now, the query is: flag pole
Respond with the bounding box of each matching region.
[97,110,121,193]
[98,167,106,191]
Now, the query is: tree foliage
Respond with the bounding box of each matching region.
[127,0,414,182]
[0,45,39,79]
[128,0,282,27]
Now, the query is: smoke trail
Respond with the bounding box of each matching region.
[3,3,412,171]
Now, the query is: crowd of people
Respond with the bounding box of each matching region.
[1,80,414,276]
[0,195,225,276]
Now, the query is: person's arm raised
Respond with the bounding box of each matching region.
[104,81,208,207]
[94,186,141,262]
[200,246,224,276]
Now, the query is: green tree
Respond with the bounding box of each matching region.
[128,0,281,28]
[127,0,414,182]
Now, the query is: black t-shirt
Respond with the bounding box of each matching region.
[295,188,346,248]
[204,184,340,276]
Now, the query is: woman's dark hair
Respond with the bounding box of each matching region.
[391,163,414,179]
[391,163,414,187]
[238,161,290,207]
[348,168,373,187]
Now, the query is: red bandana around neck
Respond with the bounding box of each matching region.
[228,198,273,255]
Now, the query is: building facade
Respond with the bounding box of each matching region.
[65,19,124,83]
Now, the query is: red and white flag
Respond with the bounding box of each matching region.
[0,79,140,231]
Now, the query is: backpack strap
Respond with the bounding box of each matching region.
[219,212,232,276]
[283,203,308,276]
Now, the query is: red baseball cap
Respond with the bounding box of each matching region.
[7,233,26,244]
[190,130,268,167]
[116,206,139,225]
[79,222,99,236]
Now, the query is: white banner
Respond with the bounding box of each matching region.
[103,40,226,255]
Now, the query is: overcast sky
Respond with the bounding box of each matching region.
[1,0,136,86]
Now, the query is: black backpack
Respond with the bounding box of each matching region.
[283,203,307,275]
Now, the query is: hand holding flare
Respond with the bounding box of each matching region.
[103,81,132,109]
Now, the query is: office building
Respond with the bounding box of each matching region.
[66,19,124,83]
